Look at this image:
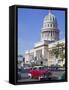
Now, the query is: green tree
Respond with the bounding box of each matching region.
[58,43,65,66]
[51,42,65,66]
[51,43,60,65]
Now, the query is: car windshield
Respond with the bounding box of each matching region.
[33,67,37,70]
[32,66,45,70]
[39,67,44,70]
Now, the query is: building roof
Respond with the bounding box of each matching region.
[44,10,57,24]
[48,39,65,48]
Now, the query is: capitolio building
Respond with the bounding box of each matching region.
[24,10,65,67]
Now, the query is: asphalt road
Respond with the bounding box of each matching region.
[51,70,65,77]
[18,70,65,82]
[18,78,38,82]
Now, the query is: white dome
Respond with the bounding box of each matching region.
[42,11,58,30]
[41,10,59,42]
[44,12,57,24]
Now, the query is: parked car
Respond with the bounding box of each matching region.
[18,66,32,80]
[28,66,51,80]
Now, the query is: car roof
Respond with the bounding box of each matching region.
[33,66,44,68]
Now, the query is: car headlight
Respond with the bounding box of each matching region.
[28,73,32,77]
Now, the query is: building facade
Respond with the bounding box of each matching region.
[24,11,65,67]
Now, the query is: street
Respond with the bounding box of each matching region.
[18,69,65,82]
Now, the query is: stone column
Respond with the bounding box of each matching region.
[42,45,48,66]
[34,49,36,57]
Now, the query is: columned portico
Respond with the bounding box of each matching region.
[33,40,48,65]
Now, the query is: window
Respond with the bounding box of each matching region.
[51,24,52,27]
[53,17,54,21]
[53,24,55,27]
[48,24,49,27]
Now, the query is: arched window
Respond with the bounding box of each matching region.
[53,17,54,21]
[53,24,55,27]
[51,24,52,27]
[48,24,49,27]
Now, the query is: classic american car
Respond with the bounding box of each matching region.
[28,66,51,80]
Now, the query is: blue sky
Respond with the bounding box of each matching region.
[18,8,65,55]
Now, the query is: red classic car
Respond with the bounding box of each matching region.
[28,66,51,80]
